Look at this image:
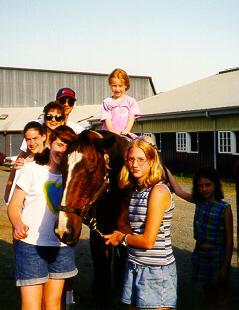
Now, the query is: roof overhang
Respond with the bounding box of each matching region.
[136,106,239,121]
[89,106,239,126]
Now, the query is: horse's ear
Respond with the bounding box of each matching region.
[94,136,116,151]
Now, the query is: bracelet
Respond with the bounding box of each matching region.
[121,233,129,246]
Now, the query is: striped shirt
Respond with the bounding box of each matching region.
[194,200,230,246]
[128,183,175,266]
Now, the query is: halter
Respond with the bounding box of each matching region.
[60,151,110,238]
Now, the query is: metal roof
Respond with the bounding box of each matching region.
[88,67,239,125]
[0,66,155,82]
[67,105,101,127]
[0,105,101,131]
[137,67,239,118]
[0,66,156,108]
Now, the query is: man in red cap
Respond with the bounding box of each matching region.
[56,87,84,134]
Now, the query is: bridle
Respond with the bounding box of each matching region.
[60,171,110,217]
[59,151,110,238]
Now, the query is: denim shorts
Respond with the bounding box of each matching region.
[121,260,177,309]
[15,240,78,286]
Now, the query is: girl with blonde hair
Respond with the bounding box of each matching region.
[100,68,141,138]
[105,138,177,310]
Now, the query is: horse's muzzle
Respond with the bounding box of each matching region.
[54,221,77,245]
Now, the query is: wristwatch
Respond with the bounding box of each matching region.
[121,234,129,246]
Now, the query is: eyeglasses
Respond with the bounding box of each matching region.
[59,97,75,107]
[45,114,64,122]
[127,157,148,166]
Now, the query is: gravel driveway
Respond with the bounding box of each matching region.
[0,169,238,309]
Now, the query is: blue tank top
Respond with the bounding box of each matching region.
[128,183,175,266]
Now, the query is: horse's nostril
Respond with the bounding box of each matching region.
[54,226,73,243]
[61,231,75,245]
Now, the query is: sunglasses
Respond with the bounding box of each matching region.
[59,98,75,107]
[45,114,64,122]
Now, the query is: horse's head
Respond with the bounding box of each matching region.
[55,130,115,245]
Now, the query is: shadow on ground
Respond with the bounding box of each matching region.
[0,239,20,310]
[174,246,239,310]
[1,236,239,310]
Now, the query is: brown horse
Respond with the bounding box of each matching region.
[55,129,130,305]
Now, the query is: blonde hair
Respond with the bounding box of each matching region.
[108,68,130,91]
[142,135,157,148]
[118,138,163,189]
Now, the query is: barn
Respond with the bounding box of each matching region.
[134,67,239,180]
[0,66,156,156]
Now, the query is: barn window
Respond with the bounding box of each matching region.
[143,132,161,151]
[176,132,199,153]
[176,132,188,152]
[218,131,236,154]
[0,114,8,120]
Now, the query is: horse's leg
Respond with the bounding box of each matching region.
[112,244,127,290]
[90,230,113,306]
[89,189,128,306]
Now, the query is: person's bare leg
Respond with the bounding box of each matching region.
[42,279,65,310]
[20,284,43,310]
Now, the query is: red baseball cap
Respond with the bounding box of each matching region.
[56,88,76,101]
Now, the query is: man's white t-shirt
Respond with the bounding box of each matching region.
[66,120,85,135]
[16,161,66,247]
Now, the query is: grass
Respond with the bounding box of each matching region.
[0,165,11,172]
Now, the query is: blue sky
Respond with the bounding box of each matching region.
[1,0,239,93]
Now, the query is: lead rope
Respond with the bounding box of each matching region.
[86,152,110,239]
[88,217,104,238]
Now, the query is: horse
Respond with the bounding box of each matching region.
[55,129,130,305]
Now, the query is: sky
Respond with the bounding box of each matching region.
[1,0,239,93]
